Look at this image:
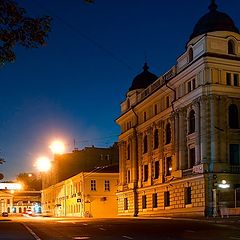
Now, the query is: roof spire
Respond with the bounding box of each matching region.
[143,62,149,72]
[209,0,218,11]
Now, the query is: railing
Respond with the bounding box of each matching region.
[182,168,193,177]
[230,165,240,173]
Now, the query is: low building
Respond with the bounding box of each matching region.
[42,165,119,217]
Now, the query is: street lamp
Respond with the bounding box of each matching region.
[35,156,51,172]
[49,140,65,155]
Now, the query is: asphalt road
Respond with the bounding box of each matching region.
[1,216,240,240]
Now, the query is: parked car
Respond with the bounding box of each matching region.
[2,212,8,217]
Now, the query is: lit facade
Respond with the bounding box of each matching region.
[42,169,119,218]
[116,2,240,217]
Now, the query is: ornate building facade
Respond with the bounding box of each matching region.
[116,1,240,217]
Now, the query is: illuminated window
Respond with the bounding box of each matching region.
[90,180,96,191]
[152,193,158,208]
[229,104,239,129]
[142,195,147,209]
[104,180,110,191]
[185,187,192,205]
[166,157,172,176]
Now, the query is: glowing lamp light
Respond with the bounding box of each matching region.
[49,140,65,154]
[35,156,51,172]
[218,179,230,189]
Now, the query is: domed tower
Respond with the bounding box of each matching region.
[189,0,239,41]
[128,62,158,92]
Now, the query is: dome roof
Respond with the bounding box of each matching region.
[189,1,239,41]
[129,63,158,91]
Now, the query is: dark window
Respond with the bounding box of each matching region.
[229,104,239,129]
[152,193,158,208]
[166,96,170,108]
[143,135,148,153]
[127,143,130,160]
[189,48,193,62]
[234,74,239,87]
[91,180,96,191]
[185,187,192,205]
[124,198,128,210]
[144,164,148,182]
[19,208,22,213]
[226,73,231,85]
[153,129,159,149]
[127,170,130,183]
[142,195,147,209]
[165,123,171,144]
[7,207,10,213]
[164,191,170,207]
[192,78,196,89]
[228,40,235,54]
[154,104,158,115]
[189,110,195,134]
[189,148,195,168]
[166,157,172,176]
[7,199,10,204]
[187,81,191,93]
[230,144,240,165]
[154,161,159,179]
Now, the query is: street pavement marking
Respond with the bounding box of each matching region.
[230,237,240,239]
[73,237,91,240]
[23,223,42,240]
[122,236,133,239]
[99,227,106,231]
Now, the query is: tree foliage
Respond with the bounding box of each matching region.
[16,172,42,191]
[0,0,52,65]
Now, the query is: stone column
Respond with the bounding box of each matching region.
[194,101,201,164]
[174,112,179,170]
[200,96,207,163]
[132,132,138,185]
[178,110,186,169]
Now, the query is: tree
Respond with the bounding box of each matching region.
[0,0,52,65]
[16,172,42,191]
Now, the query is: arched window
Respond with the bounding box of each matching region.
[228,40,235,54]
[189,48,193,62]
[189,110,195,134]
[19,207,22,213]
[143,135,148,153]
[153,129,159,149]
[229,104,239,129]
[165,123,171,144]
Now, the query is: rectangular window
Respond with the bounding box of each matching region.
[234,74,239,86]
[185,187,192,205]
[143,112,147,122]
[90,180,96,191]
[142,195,147,209]
[164,191,170,207]
[124,198,128,210]
[127,170,131,183]
[154,104,158,115]
[189,148,195,168]
[166,157,172,176]
[226,73,231,85]
[230,144,240,165]
[152,193,158,208]
[7,199,10,204]
[166,96,170,108]
[187,81,191,93]
[192,78,196,90]
[144,164,148,182]
[154,161,159,179]
[104,180,110,191]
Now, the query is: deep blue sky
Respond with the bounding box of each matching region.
[0,0,239,180]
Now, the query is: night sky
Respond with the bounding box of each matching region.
[0,0,239,180]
